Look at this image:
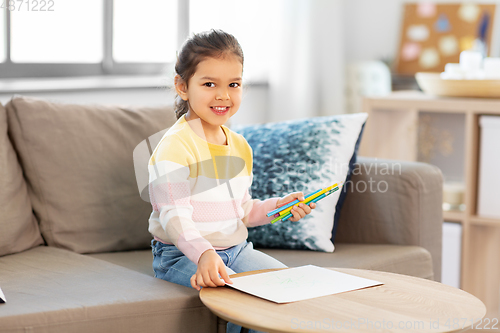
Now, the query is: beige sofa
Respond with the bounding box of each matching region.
[0,95,443,333]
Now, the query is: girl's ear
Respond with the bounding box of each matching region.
[174,75,188,101]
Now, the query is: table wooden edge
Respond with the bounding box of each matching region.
[199,268,487,333]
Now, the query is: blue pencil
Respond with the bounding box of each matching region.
[281,187,340,222]
[266,188,323,217]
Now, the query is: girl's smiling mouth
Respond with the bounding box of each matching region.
[211,106,230,115]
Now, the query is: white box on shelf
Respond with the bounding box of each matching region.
[442,222,462,288]
[478,116,500,218]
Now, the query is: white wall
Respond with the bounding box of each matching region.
[344,0,404,63]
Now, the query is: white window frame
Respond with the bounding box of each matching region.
[0,0,189,78]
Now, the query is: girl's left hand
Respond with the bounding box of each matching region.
[276,192,316,222]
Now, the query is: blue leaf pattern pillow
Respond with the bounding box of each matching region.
[232,113,368,252]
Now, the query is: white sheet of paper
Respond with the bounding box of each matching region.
[0,286,6,303]
[225,265,383,303]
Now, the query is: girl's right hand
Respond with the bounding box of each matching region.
[190,249,233,291]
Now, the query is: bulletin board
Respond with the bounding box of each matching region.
[395,3,496,75]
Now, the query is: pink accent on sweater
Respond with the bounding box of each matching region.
[150,182,191,212]
[246,197,281,227]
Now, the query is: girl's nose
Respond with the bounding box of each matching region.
[215,87,230,100]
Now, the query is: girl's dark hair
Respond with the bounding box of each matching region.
[174,29,244,119]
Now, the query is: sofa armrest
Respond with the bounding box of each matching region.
[336,156,443,281]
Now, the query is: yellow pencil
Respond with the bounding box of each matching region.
[277,183,339,217]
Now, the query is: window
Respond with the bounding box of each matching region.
[0,0,271,81]
[0,0,182,78]
[0,8,5,62]
[10,0,103,63]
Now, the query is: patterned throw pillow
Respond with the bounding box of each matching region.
[232,113,368,252]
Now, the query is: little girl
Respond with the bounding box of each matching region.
[148,29,315,333]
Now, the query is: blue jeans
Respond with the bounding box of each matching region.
[151,239,287,333]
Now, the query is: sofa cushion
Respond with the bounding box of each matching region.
[88,243,434,280]
[260,243,434,280]
[88,249,156,277]
[0,246,216,333]
[5,96,177,253]
[0,103,44,257]
[232,114,367,252]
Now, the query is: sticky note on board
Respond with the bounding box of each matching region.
[460,36,475,51]
[435,14,451,32]
[439,35,459,56]
[401,42,422,61]
[417,2,437,18]
[0,286,6,303]
[458,3,481,23]
[419,48,440,68]
[407,25,430,42]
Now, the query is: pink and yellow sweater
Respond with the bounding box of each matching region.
[148,114,279,265]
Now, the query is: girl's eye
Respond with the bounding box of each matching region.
[230,83,240,88]
[204,82,215,87]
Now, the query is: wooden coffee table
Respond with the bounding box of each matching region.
[200,268,486,333]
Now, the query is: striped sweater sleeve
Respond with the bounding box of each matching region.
[240,173,281,227]
[148,136,214,264]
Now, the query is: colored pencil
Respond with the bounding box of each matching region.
[266,188,323,217]
[269,183,339,224]
[281,186,340,222]
[276,183,338,218]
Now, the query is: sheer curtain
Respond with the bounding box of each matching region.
[189,0,345,122]
[267,0,345,121]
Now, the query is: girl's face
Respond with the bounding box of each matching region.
[176,55,243,131]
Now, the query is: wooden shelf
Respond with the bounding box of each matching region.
[470,215,500,227]
[443,210,465,222]
[359,91,500,320]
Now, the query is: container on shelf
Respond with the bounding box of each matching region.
[443,181,466,212]
[478,116,500,218]
[415,72,500,98]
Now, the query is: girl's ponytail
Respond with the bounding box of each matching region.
[173,29,244,120]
